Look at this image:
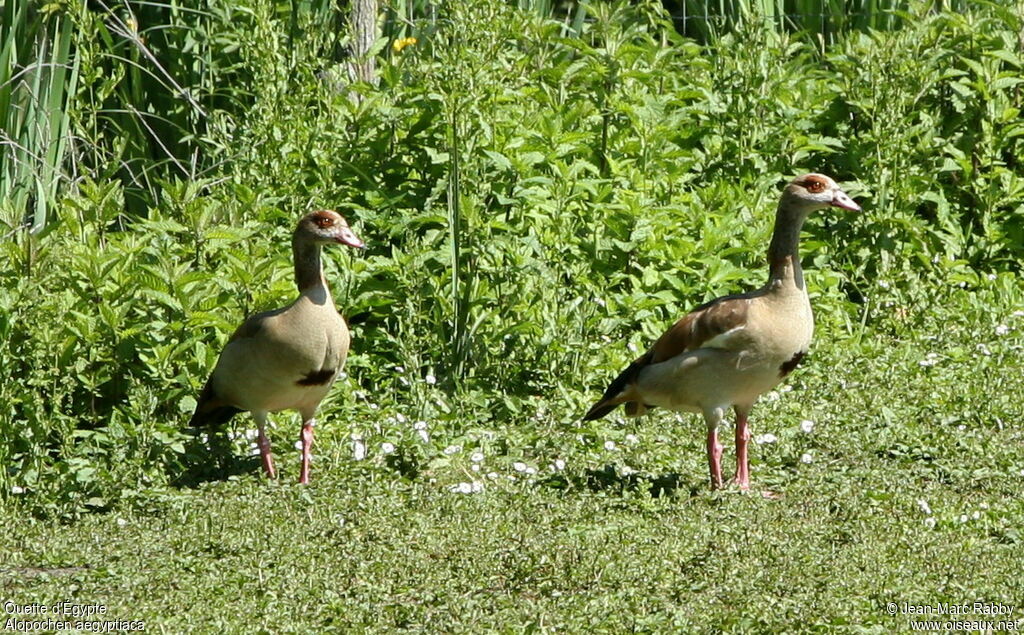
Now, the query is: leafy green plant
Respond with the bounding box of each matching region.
[1,0,1022,522]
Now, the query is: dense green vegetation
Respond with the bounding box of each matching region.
[1,0,1022,629]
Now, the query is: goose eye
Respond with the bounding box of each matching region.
[314,216,335,229]
[805,180,825,194]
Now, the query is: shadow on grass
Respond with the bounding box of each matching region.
[170,427,260,488]
[538,464,703,498]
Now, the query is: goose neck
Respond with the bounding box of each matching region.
[293,236,327,294]
[767,204,807,290]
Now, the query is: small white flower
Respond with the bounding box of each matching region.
[1020,467,1024,477]
[334,514,346,527]
[917,499,932,515]
[754,433,777,444]
[368,403,379,410]
[399,377,410,386]
[413,420,427,431]
[957,424,966,432]
[604,440,617,451]
[471,464,481,471]
[443,444,462,455]
[471,452,484,463]
[471,481,484,493]
[620,465,635,476]
[625,434,638,444]
[764,391,780,402]
[338,371,348,380]
[780,384,793,393]
[513,461,527,472]
[800,419,815,433]
[595,297,606,307]
[116,518,128,527]
[487,472,499,480]
[352,436,367,460]
[417,430,430,443]
[245,429,259,441]
[995,324,1010,336]
[800,453,813,464]
[525,466,537,475]
[249,443,260,457]
[381,442,396,454]
[878,279,890,289]
[10,486,24,495]
[396,413,406,423]
[924,517,936,528]
[980,502,990,510]
[959,514,969,523]
[976,343,992,356]
[394,365,405,373]
[627,342,638,353]
[425,374,437,385]
[553,459,566,471]
[294,440,304,451]
[451,482,473,494]
[1013,310,1024,318]
[919,353,940,367]
[971,510,981,520]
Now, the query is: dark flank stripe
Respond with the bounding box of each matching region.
[779,351,806,377]
[297,369,336,386]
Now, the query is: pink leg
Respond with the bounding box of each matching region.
[254,412,276,479]
[298,419,315,485]
[733,409,751,491]
[706,426,724,490]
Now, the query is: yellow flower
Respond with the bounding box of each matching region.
[392,37,417,54]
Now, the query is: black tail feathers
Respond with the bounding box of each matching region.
[188,379,242,427]
[583,357,648,420]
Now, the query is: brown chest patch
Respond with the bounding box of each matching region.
[297,369,336,386]
[779,351,806,377]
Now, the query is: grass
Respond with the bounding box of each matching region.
[3,294,1022,631]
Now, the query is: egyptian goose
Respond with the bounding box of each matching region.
[584,174,860,491]
[189,210,364,484]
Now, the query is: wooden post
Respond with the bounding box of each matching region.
[348,0,379,87]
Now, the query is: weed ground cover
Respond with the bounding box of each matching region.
[3,291,1022,631]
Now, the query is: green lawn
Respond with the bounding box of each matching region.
[4,301,1022,632]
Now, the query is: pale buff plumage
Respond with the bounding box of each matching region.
[585,174,860,491]
[190,210,364,484]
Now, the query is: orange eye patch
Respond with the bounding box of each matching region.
[804,178,825,193]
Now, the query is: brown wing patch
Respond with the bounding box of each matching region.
[649,295,751,363]
[583,294,750,420]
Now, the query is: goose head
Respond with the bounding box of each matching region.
[297,210,365,248]
[782,174,861,214]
